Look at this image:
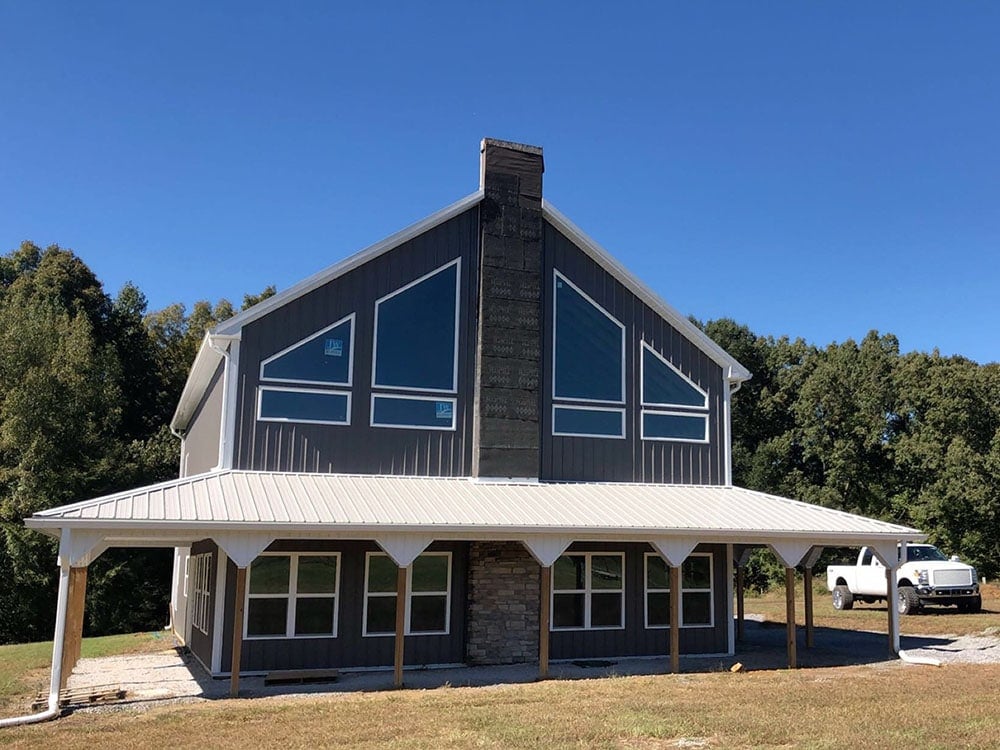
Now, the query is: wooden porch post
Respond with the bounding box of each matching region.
[230,566,247,698]
[735,565,746,641]
[886,566,900,654]
[539,566,551,679]
[803,566,814,649]
[394,566,408,688]
[784,567,797,668]
[60,567,88,690]
[669,564,681,674]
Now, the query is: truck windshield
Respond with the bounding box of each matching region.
[904,545,948,562]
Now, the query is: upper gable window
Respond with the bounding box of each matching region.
[552,271,625,439]
[260,315,354,386]
[373,259,460,394]
[640,342,709,443]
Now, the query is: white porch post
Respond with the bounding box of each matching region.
[886,564,901,654]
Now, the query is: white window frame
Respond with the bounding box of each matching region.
[551,270,627,407]
[244,552,342,640]
[551,404,626,439]
[256,386,352,426]
[643,552,715,629]
[369,393,457,431]
[371,258,462,395]
[362,551,453,637]
[640,341,709,409]
[190,553,212,636]
[640,410,710,444]
[550,552,626,632]
[259,312,356,387]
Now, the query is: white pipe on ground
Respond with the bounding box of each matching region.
[899,650,942,667]
[0,562,71,728]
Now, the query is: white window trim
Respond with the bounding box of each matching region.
[640,409,710,444]
[550,552,626,632]
[244,552,341,640]
[259,312,356,387]
[643,552,715,629]
[190,553,212,636]
[551,404,626,439]
[362,551,453,637]
[257,386,352,426]
[640,341,709,409]
[370,393,457,431]
[551,269,626,407]
[371,258,461,395]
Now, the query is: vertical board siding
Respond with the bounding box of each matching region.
[220,541,468,672]
[183,363,225,477]
[549,543,729,660]
[187,539,218,670]
[542,221,726,484]
[233,209,479,476]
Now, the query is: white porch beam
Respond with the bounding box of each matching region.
[375,534,434,568]
[769,540,813,569]
[212,532,274,568]
[520,536,574,568]
[649,538,698,568]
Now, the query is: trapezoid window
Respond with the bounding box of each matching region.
[551,271,625,439]
[260,314,354,386]
[640,341,709,443]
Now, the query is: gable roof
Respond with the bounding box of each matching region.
[171,189,751,432]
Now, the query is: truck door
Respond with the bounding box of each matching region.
[855,547,885,596]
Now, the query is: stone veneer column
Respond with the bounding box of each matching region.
[466,542,540,665]
[472,138,545,479]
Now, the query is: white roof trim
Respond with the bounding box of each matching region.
[170,334,226,433]
[542,200,752,382]
[27,471,923,547]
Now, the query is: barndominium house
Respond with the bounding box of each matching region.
[25,139,923,699]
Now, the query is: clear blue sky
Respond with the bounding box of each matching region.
[2,2,998,364]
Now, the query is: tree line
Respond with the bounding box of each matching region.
[0,241,997,643]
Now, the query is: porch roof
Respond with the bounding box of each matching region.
[26,470,923,548]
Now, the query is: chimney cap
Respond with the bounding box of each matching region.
[480,138,543,156]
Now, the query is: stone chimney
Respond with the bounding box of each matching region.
[472,139,545,479]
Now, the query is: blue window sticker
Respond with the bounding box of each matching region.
[324,338,343,357]
[435,401,454,420]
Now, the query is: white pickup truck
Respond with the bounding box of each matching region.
[826,544,981,615]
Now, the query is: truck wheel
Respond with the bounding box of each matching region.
[897,586,920,615]
[832,585,854,610]
[959,595,982,614]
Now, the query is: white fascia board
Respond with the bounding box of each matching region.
[542,200,752,383]
[212,190,484,337]
[170,334,226,433]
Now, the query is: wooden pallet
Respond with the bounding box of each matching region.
[264,668,339,686]
[31,686,127,711]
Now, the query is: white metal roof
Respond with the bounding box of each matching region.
[27,471,922,546]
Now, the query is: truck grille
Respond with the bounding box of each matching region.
[932,569,972,586]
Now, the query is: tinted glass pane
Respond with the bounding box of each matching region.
[412,555,448,592]
[374,263,458,390]
[262,319,352,384]
[294,597,335,635]
[372,396,455,429]
[591,592,623,627]
[554,276,623,402]
[410,595,447,632]
[553,593,585,628]
[247,598,287,636]
[297,556,337,594]
[647,592,670,627]
[553,407,623,437]
[366,597,397,634]
[642,347,705,407]
[643,412,707,441]
[553,556,586,591]
[591,556,623,590]
[368,556,398,593]
[646,555,669,590]
[259,390,349,423]
[683,557,711,589]
[683,592,712,625]
[249,556,289,595]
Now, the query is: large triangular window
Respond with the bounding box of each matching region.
[640,342,709,443]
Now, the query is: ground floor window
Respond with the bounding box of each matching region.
[190,553,212,635]
[246,553,340,638]
[644,553,713,628]
[363,552,452,636]
[552,553,625,630]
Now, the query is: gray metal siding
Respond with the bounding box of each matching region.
[542,222,726,484]
[549,543,728,660]
[220,541,468,672]
[182,364,225,477]
[233,209,479,476]
[188,539,218,671]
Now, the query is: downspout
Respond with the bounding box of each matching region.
[0,562,71,728]
[723,371,744,487]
